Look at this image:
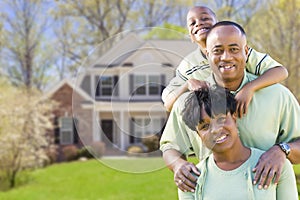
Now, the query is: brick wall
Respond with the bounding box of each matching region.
[49,83,94,161]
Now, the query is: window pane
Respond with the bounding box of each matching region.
[152,119,161,133]
[134,75,146,85]
[134,118,143,126]
[149,76,159,83]
[100,76,112,85]
[149,85,159,95]
[102,87,112,96]
[61,131,73,144]
[61,118,73,129]
[144,118,150,126]
[135,86,146,95]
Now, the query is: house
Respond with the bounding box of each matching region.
[45,32,197,159]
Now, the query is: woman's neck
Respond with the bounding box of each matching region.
[213,146,251,171]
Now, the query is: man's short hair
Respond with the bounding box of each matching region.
[182,86,237,131]
[206,21,246,38]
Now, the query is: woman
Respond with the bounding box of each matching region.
[179,87,298,200]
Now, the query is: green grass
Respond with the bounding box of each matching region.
[0,158,177,200]
[294,164,300,199]
[0,159,299,200]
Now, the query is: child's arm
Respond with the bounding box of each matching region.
[235,66,288,117]
[164,79,208,112]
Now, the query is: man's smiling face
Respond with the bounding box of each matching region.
[206,25,248,89]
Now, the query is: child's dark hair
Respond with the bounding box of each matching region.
[182,86,237,131]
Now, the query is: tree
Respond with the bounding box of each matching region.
[0,0,55,89]
[0,78,56,189]
[51,0,192,73]
[143,23,187,40]
[246,0,300,100]
[201,0,263,25]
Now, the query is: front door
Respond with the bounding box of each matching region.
[101,120,113,146]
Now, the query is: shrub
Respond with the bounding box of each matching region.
[45,145,58,164]
[62,145,79,161]
[78,146,94,159]
[126,143,148,156]
[142,135,160,152]
[127,145,144,154]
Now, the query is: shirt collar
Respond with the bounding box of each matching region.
[206,70,251,95]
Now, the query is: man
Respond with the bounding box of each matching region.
[162,6,288,118]
[160,21,300,193]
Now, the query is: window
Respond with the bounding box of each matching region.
[59,117,74,145]
[130,117,162,143]
[134,75,146,95]
[95,76,119,97]
[149,76,160,95]
[131,75,164,97]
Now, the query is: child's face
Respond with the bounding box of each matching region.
[186,7,217,44]
[196,108,238,152]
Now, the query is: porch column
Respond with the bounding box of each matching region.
[93,110,100,141]
[91,75,95,99]
[119,111,126,150]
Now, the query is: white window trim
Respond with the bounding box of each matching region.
[98,76,114,97]
[133,75,161,98]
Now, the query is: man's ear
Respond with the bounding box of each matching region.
[205,49,209,58]
[232,112,237,121]
[244,45,249,56]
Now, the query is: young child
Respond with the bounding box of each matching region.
[179,87,297,200]
[162,6,288,116]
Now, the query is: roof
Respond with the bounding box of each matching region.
[43,78,94,102]
[87,32,197,68]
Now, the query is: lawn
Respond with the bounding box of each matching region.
[0,157,178,200]
[0,158,299,200]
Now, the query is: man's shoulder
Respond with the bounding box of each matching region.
[178,48,207,70]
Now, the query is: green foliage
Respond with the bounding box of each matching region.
[246,0,300,100]
[142,135,160,152]
[77,146,94,159]
[143,23,187,40]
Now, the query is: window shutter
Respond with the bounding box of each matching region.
[54,117,60,144]
[129,74,134,96]
[129,118,135,143]
[160,74,166,94]
[95,75,100,97]
[113,76,119,96]
[73,118,79,144]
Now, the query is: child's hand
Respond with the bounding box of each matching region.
[235,83,255,118]
[186,79,209,91]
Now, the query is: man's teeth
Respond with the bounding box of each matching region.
[222,66,233,69]
[216,135,227,143]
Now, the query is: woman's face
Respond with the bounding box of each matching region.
[196,107,238,152]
